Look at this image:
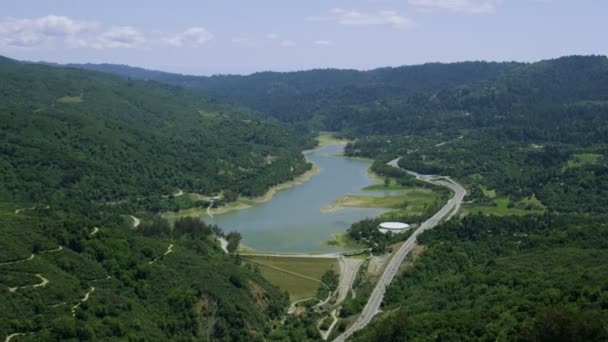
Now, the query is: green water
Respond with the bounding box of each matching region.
[206,144,399,252]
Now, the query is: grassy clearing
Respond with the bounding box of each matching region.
[245,256,338,280]
[57,95,83,103]
[479,185,497,199]
[322,187,441,217]
[322,233,366,250]
[316,131,351,146]
[563,153,603,169]
[465,197,546,216]
[362,177,405,191]
[251,265,320,301]
[243,256,338,302]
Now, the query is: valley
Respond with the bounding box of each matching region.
[2,54,608,341]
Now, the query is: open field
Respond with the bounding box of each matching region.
[322,233,366,250]
[464,197,546,216]
[252,266,320,301]
[321,187,442,217]
[563,153,603,169]
[243,256,338,301]
[57,95,83,103]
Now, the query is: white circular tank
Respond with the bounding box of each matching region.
[378,222,410,234]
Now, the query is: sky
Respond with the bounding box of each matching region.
[0,0,606,75]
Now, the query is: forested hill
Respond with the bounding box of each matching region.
[0,56,313,340]
[0,56,314,204]
[64,60,521,122]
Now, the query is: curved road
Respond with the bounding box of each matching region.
[333,158,466,341]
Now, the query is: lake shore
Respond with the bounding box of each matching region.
[163,132,347,220]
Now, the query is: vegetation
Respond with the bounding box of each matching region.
[242,256,338,302]
[4,54,608,340]
[352,213,608,341]
[0,58,314,205]
[0,57,313,340]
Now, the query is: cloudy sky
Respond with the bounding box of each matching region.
[1,0,606,75]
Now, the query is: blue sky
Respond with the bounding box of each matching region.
[1,0,606,75]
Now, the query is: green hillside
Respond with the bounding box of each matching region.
[0,58,313,340]
[1,58,313,204]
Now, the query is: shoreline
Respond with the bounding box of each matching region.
[163,132,348,220]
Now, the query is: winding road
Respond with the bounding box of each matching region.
[333,158,466,341]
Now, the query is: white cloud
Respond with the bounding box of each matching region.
[98,27,145,48]
[267,33,279,40]
[280,39,296,47]
[408,0,497,14]
[0,15,97,47]
[314,40,333,46]
[65,26,146,49]
[308,8,416,30]
[164,27,214,47]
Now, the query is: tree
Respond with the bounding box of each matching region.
[226,231,242,254]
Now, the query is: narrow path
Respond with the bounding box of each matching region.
[288,297,320,314]
[71,287,95,316]
[174,189,184,197]
[8,274,49,293]
[314,288,334,309]
[163,244,174,256]
[0,246,62,266]
[90,227,99,236]
[334,257,365,306]
[320,309,339,340]
[206,202,214,217]
[5,333,26,342]
[0,254,34,266]
[149,244,174,264]
[130,215,141,228]
[14,205,49,214]
[334,159,466,341]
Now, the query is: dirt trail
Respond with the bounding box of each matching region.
[5,333,26,342]
[90,227,99,236]
[206,202,214,217]
[335,257,365,306]
[8,274,49,293]
[288,297,320,314]
[0,246,62,266]
[130,215,141,228]
[149,244,174,264]
[320,310,339,340]
[14,205,49,214]
[71,287,95,316]
[249,259,327,285]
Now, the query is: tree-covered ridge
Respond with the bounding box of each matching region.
[352,214,608,341]
[65,60,520,123]
[0,57,314,204]
[0,203,288,340]
[0,57,314,340]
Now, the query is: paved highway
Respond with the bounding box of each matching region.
[333,158,466,341]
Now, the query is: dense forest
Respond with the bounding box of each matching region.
[0,57,314,340]
[351,214,608,341]
[4,54,608,340]
[1,57,314,204]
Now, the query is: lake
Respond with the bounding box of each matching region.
[206,144,397,253]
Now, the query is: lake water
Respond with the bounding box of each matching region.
[206,144,398,253]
